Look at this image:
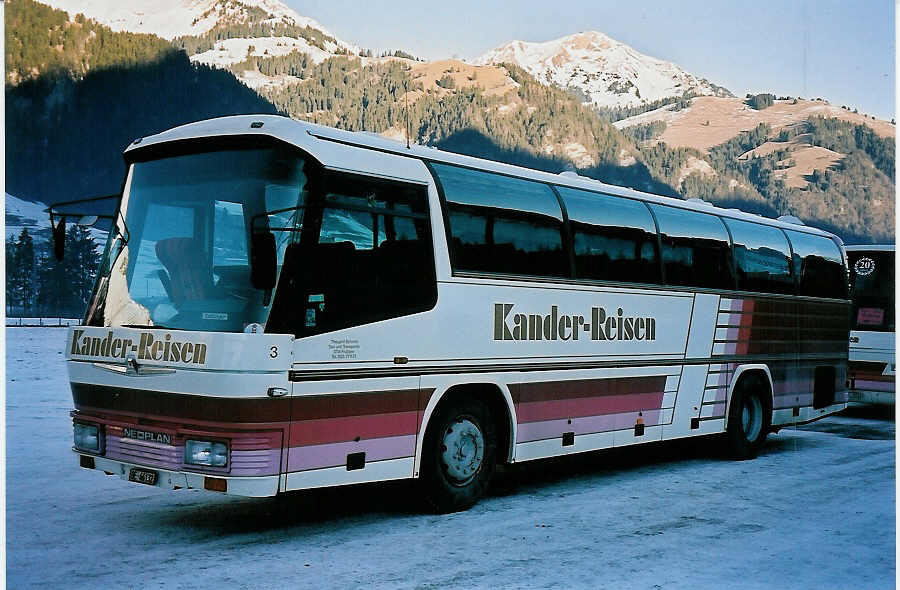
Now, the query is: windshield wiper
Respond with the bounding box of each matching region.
[120,323,182,330]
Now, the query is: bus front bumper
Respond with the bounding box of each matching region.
[74,451,280,497]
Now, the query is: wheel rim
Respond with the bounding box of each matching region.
[741,395,763,442]
[440,417,485,486]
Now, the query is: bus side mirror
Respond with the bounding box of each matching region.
[53,217,66,261]
[250,231,277,291]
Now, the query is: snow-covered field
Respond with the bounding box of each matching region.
[5,327,895,589]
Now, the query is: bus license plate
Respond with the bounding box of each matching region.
[128,468,158,486]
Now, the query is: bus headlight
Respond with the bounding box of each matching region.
[74,423,101,453]
[184,440,228,467]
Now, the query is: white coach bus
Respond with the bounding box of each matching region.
[60,115,849,512]
[846,245,895,404]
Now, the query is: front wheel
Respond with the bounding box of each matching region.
[726,377,772,459]
[420,396,497,513]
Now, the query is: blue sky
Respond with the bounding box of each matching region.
[289,0,895,120]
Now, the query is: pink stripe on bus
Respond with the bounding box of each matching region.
[516,392,665,423]
[286,434,416,472]
[288,410,419,447]
[517,410,663,443]
[230,448,282,476]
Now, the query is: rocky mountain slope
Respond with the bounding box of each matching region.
[474,31,732,109]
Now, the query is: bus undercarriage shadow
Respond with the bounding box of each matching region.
[154,431,824,533]
[839,403,895,421]
[491,430,822,496]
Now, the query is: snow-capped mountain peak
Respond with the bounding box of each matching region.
[40,0,347,43]
[40,0,359,90]
[474,31,731,109]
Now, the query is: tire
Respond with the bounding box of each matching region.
[420,396,497,513]
[726,376,772,460]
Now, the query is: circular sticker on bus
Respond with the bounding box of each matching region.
[854,257,876,276]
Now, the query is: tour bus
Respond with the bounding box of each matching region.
[846,245,895,404]
[60,115,849,512]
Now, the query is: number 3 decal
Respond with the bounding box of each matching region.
[270,346,278,358]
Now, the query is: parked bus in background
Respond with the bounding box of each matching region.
[58,116,850,512]
[846,245,895,404]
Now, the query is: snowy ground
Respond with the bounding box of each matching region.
[5,327,895,589]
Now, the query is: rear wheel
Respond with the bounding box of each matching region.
[421,396,496,513]
[726,377,772,459]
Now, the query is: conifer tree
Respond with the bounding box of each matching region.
[6,229,37,314]
[17,228,37,313]
[6,236,20,314]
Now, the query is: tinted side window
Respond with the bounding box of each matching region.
[650,205,733,289]
[558,186,660,284]
[431,163,568,277]
[725,218,794,294]
[786,231,847,299]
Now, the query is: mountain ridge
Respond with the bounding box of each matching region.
[474,31,732,109]
[38,0,343,42]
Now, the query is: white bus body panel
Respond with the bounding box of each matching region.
[849,331,896,404]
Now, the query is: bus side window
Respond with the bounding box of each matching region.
[650,204,734,290]
[724,218,794,294]
[431,163,568,278]
[296,173,436,336]
[786,231,847,299]
[557,186,660,285]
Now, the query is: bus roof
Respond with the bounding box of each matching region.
[125,114,841,241]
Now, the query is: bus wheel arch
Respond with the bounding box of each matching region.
[725,367,774,459]
[416,383,514,512]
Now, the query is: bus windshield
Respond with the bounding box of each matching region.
[85,146,306,333]
[849,249,895,332]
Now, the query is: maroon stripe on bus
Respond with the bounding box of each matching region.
[509,375,666,405]
[72,383,423,424]
[851,373,895,383]
[291,390,420,420]
[517,391,665,423]
[288,411,419,447]
[72,383,292,423]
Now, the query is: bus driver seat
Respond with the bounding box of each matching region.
[155,237,216,305]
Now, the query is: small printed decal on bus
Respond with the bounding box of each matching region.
[328,338,360,360]
[493,304,656,342]
[853,257,876,276]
